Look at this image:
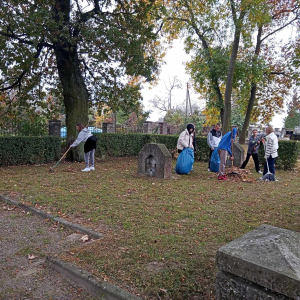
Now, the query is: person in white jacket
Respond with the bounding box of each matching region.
[70,123,97,172]
[207,123,222,171]
[261,126,278,176]
[177,124,195,153]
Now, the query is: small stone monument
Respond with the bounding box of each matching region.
[226,142,244,168]
[216,225,300,299]
[102,123,115,133]
[138,143,172,179]
[48,120,61,137]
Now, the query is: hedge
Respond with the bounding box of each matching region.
[1,134,298,169]
[94,133,210,161]
[0,136,61,166]
[258,140,300,170]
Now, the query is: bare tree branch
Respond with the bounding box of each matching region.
[261,16,298,43]
[0,70,27,92]
[0,30,53,48]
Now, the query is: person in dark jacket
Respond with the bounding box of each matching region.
[240,129,262,173]
[207,123,222,171]
[70,123,97,172]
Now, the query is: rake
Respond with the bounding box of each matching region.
[49,147,71,172]
[261,143,275,181]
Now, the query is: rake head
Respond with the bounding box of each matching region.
[261,172,275,181]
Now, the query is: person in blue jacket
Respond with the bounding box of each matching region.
[217,127,237,180]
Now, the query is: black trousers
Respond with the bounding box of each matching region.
[208,149,213,168]
[240,153,260,172]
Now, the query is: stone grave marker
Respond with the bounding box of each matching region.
[216,224,300,299]
[226,141,244,168]
[102,122,115,133]
[138,143,172,179]
[48,120,61,137]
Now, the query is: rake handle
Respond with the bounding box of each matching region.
[263,141,272,174]
[51,147,71,170]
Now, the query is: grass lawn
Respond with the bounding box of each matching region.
[1,157,300,299]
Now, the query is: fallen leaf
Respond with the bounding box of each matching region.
[80,235,89,242]
[28,254,37,260]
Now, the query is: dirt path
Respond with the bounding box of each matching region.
[0,202,96,299]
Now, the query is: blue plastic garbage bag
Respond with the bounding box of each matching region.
[175,148,194,175]
[210,148,220,172]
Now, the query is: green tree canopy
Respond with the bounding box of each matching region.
[0,0,164,144]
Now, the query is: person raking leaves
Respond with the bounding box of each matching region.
[70,123,98,172]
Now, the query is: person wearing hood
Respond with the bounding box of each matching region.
[70,123,98,172]
[217,127,237,180]
[261,126,278,176]
[177,124,195,153]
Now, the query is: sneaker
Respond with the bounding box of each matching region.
[208,168,210,172]
[218,175,226,180]
[90,167,95,171]
[82,167,90,172]
[258,170,262,174]
[222,175,228,180]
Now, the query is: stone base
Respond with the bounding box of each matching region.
[216,271,291,300]
[216,225,300,299]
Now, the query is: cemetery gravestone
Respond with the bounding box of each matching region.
[102,123,115,133]
[216,225,300,299]
[49,120,61,137]
[226,142,244,168]
[138,143,172,179]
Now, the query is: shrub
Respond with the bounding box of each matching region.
[95,133,151,157]
[0,136,61,166]
[258,140,300,170]
[94,133,210,161]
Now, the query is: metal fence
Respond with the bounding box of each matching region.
[0,120,48,137]
[0,121,105,143]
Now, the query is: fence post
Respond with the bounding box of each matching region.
[48,120,61,136]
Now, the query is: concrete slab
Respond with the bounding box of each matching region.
[216,225,300,299]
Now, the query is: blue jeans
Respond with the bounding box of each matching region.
[84,149,95,168]
[263,155,275,175]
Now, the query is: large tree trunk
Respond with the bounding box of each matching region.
[223,11,246,134]
[55,46,89,159]
[239,26,263,144]
[53,0,89,160]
